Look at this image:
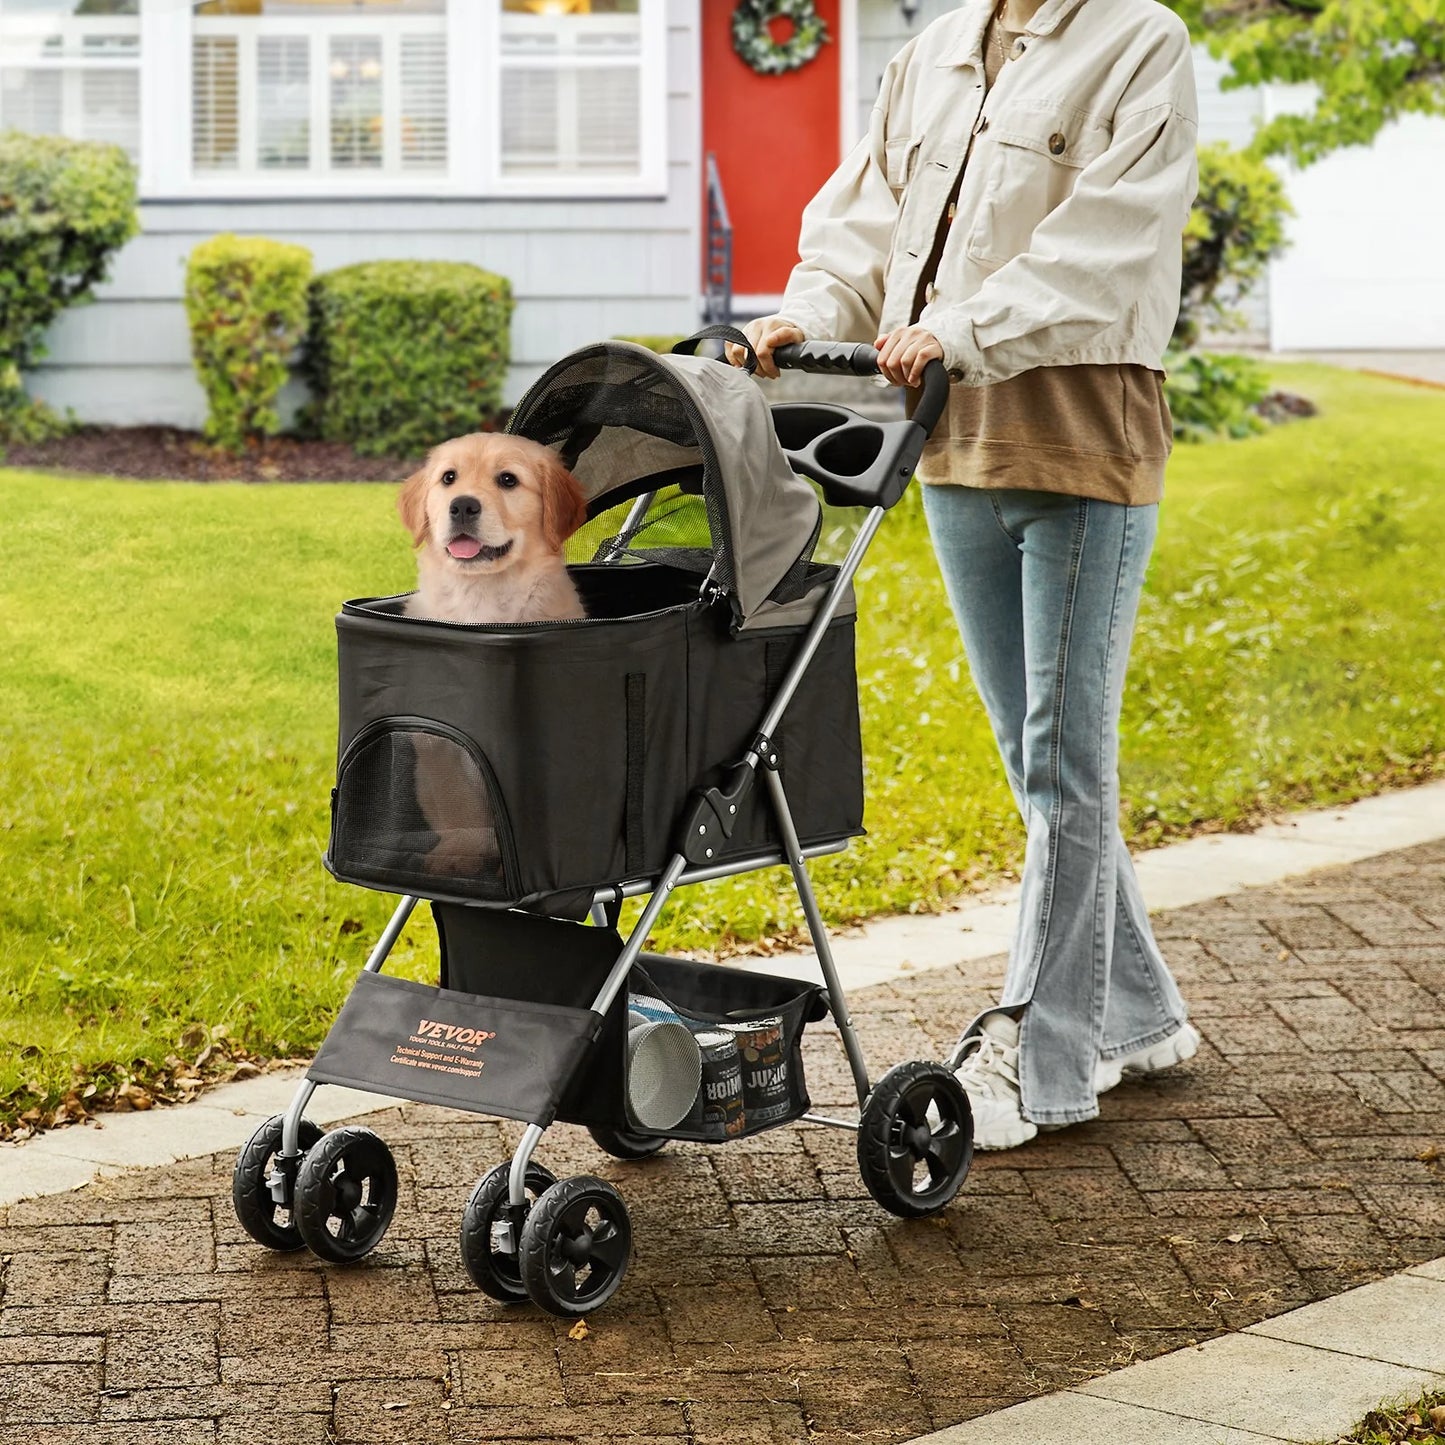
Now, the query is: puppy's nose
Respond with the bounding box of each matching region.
[449,494,481,522]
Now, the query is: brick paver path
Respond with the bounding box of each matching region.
[2,842,1443,1444]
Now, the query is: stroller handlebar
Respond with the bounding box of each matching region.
[771,342,950,441]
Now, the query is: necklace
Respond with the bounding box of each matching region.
[993,0,1015,65]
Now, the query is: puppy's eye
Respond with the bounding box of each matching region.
[496,471,520,490]
[441,469,457,486]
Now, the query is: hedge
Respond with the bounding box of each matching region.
[302,261,513,456]
[185,234,313,452]
[0,131,138,443]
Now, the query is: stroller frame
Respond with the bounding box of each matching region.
[249,340,974,1315]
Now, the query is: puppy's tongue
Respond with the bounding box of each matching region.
[447,536,482,560]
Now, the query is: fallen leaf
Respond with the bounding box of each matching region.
[1429,1404,1445,1429]
[1277,948,1289,961]
[382,1402,410,1411]
[567,1319,589,1341]
[1224,1232,1244,1244]
[1416,1145,1440,1164]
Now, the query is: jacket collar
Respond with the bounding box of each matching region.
[932,0,1089,68]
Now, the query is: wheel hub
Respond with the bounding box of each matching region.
[333,1173,364,1211]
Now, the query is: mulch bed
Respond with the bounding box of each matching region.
[0,425,497,482]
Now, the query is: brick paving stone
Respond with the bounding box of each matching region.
[4,839,1445,1442]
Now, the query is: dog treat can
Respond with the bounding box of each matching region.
[687,1029,746,1139]
[727,1016,791,1128]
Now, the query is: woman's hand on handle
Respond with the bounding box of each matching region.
[874,326,945,388]
[727,316,805,379]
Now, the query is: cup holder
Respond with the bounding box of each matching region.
[814,425,884,478]
[770,403,853,452]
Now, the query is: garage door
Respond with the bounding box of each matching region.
[1268,104,1445,350]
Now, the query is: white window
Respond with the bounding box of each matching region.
[142,0,667,198]
[185,0,446,185]
[0,0,141,161]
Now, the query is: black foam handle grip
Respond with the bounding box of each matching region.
[772,341,950,441]
[772,341,880,377]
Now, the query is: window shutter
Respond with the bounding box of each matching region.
[400,31,445,170]
[576,66,638,168]
[193,34,239,171]
[328,33,383,170]
[258,34,309,171]
[81,69,139,156]
[0,67,61,136]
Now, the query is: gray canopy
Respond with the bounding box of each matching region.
[507,341,822,627]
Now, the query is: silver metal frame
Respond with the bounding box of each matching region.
[274,496,892,1222]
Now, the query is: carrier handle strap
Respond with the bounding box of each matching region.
[671,325,759,376]
[624,673,647,875]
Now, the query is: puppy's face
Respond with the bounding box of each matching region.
[398,434,587,578]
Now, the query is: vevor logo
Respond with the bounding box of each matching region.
[416,1019,497,1046]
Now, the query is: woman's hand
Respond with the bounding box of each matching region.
[727,316,805,379]
[874,326,944,387]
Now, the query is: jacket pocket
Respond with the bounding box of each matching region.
[965,101,1111,266]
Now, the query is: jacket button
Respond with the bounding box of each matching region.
[1009,37,1027,60]
[925,283,937,304]
[1049,132,1066,155]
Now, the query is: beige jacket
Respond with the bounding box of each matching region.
[778,0,1199,385]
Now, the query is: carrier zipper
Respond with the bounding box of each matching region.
[336,715,522,892]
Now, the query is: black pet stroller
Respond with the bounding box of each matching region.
[231,330,975,1317]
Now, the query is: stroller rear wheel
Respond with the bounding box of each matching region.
[232,1114,324,1251]
[294,1126,399,1262]
[460,1161,558,1303]
[519,1175,632,1317]
[857,1061,973,1219]
[586,1124,667,1160]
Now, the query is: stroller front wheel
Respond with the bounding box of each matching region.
[232,1114,325,1252]
[520,1176,632,1317]
[460,1161,558,1302]
[857,1061,974,1219]
[294,1126,399,1263]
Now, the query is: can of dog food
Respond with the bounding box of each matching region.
[726,1016,791,1128]
[688,1029,746,1139]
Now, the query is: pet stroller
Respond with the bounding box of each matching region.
[231,330,974,1317]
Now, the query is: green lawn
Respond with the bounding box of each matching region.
[2,363,1443,1127]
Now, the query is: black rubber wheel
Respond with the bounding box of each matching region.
[587,1123,668,1160]
[294,1126,399,1263]
[459,1161,558,1303]
[857,1060,974,1219]
[519,1175,632,1317]
[232,1114,324,1251]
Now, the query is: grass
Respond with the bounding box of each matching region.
[2,362,1443,1127]
[1323,1389,1445,1443]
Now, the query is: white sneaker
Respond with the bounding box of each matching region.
[953,1013,1038,1151]
[1095,1022,1201,1095]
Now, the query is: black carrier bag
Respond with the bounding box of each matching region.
[324,342,866,913]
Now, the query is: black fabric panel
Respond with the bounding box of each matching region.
[306,971,602,1127]
[436,906,629,1127]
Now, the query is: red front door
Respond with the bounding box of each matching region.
[701,0,844,301]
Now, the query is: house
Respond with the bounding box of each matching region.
[4,0,1440,429]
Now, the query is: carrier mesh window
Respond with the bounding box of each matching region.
[332,728,509,898]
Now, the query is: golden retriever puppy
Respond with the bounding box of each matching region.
[397,433,589,880]
[398,432,589,624]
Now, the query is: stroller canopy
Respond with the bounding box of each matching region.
[507,341,821,626]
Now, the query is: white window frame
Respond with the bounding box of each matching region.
[140,0,668,201]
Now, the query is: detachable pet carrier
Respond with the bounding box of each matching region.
[233,332,977,1317]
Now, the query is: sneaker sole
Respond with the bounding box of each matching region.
[971,1117,1039,1151]
[1095,1023,1201,1095]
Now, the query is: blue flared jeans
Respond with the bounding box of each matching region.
[922,484,1190,1125]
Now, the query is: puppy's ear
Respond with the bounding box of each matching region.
[397,465,430,546]
[539,449,589,553]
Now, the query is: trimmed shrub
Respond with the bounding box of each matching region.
[1177,143,1291,348]
[302,261,513,456]
[0,132,138,443]
[1164,350,1270,443]
[184,234,313,452]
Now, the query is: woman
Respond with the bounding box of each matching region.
[736,0,1201,1149]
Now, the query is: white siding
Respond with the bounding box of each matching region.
[26,3,702,428]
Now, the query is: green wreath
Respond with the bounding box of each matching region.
[731,0,830,76]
